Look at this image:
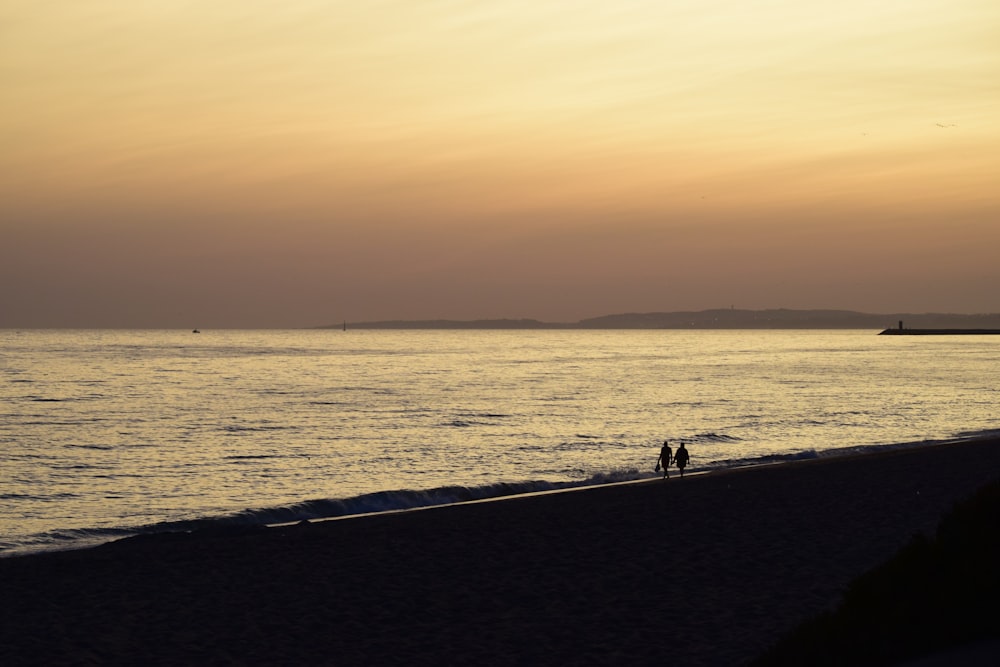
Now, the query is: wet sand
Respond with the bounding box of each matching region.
[2,437,998,666]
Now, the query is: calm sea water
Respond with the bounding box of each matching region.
[2,329,998,556]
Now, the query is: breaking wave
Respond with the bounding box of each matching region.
[4,432,994,559]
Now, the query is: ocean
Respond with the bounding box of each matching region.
[2,328,997,557]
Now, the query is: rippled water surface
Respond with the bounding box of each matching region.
[2,329,997,555]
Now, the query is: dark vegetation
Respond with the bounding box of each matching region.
[752,479,1000,666]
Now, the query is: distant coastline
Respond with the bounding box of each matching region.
[321,309,1000,331]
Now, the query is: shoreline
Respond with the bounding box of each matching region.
[2,437,998,665]
[291,435,992,523]
[6,436,986,559]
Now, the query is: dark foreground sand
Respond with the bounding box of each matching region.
[2,438,999,666]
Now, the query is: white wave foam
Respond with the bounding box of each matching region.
[4,435,993,558]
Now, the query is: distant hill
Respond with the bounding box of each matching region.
[327,318,560,330]
[321,309,1000,330]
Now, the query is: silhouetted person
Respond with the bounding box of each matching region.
[674,442,690,477]
[656,440,673,479]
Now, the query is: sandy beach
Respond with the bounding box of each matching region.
[2,437,998,666]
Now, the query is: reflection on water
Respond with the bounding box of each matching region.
[1,329,998,554]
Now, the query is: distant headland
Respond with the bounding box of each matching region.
[320,309,1000,331]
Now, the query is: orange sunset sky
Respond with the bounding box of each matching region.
[3,0,999,328]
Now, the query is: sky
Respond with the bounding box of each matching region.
[3,0,999,328]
